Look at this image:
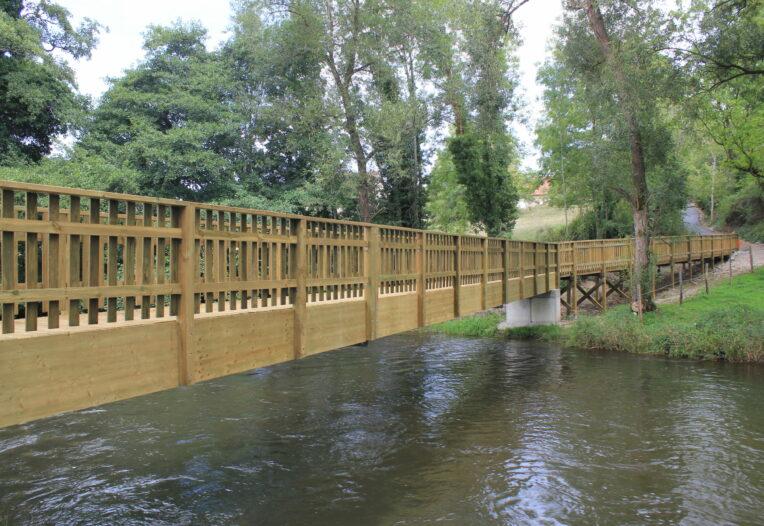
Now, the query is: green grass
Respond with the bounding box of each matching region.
[424,312,563,341]
[503,324,564,341]
[567,267,764,362]
[426,312,502,337]
[511,206,578,241]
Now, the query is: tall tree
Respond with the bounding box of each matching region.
[79,22,239,201]
[554,0,684,310]
[0,0,100,163]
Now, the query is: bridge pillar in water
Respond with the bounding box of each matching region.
[501,289,561,328]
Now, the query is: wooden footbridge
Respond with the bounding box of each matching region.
[0,181,738,428]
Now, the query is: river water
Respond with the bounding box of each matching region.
[2,334,763,525]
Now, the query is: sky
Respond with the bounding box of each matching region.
[59,0,564,169]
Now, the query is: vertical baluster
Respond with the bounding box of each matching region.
[124,202,136,321]
[24,192,39,331]
[48,194,61,329]
[68,197,81,327]
[142,204,153,319]
[107,200,118,322]
[87,198,100,324]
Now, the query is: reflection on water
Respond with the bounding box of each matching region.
[1,334,763,525]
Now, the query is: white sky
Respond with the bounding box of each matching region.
[59,0,563,170]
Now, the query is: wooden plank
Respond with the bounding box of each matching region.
[454,235,462,317]
[0,320,179,428]
[0,218,181,238]
[366,226,379,341]
[25,192,39,331]
[177,204,196,385]
[294,218,307,359]
[47,194,61,329]
[1,189,15,333]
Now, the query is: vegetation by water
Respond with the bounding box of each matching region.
[430,268,764,362]
[569,267,764,362]
[426,312,563,341]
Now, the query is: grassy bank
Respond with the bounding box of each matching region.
[423,267,764,362]
[425,312,563,341]
[568,267,764,362]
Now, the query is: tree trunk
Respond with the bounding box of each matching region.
[583,0,654,311]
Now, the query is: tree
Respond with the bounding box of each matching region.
[438,0,523,235]
[79,22,239,201]
[549,0,686,310]
[0,0,100,163]
[225,3,353,216]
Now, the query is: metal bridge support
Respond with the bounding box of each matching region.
[501,289,561,328]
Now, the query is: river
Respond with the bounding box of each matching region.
[1,334,763,525]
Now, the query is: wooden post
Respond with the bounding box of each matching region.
[2,190,15,333]
[502,239,510,304]
[294,218,307,358]
[545,243,552,293]
[454,235,462,318]
[679,265,684,305]
[177,204,197,385]
[25,192,39,331]
[366,226,380,341]
[519,242,525,300]
[533,243,539,296]
[481,237,488,310]
[572,242,578,316]
[601,266,608,311]
[687,235,694,280]
[416,231,426,327]
[704,261,709,295]
[47,194,60,329]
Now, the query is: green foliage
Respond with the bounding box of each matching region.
[448,131,518,236]
[536,2,688,240]
[79,22,239,201]
[425,149,474,233]
[0,152,141,194]
[502,324,563,341]
[426,312,502,337]
[0,0,101,163]
[568,268,764,362]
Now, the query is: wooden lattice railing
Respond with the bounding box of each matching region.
[0,181,738,428]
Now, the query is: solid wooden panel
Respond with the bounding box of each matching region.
[377,293,418,338]
[0,320,179,428]
[425,288,455,325]
[306,300,367,355]
[194,308,293,381]
[486,281,503,309]
[459,284,482,316]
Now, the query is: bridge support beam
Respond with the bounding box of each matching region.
[501,289,561,328]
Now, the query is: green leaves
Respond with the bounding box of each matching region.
[0,0,101,163]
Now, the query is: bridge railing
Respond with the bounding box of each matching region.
[0,180,739,428]
[556,234,739,278]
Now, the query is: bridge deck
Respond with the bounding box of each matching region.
[0,181,738,428]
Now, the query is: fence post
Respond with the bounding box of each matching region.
[416,231,426,327]
[572,242,578,316]
[482,237,488,310]
[545,243,552,292]
[519,242,525,300]
[454,235,462,318]
[294,218,307,358]
[366,226,380,341]
[502,239,510,304]
[178,203,197,386]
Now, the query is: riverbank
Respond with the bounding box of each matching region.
[426,266,764,362]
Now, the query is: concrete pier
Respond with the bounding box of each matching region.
[500,289,561,328]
